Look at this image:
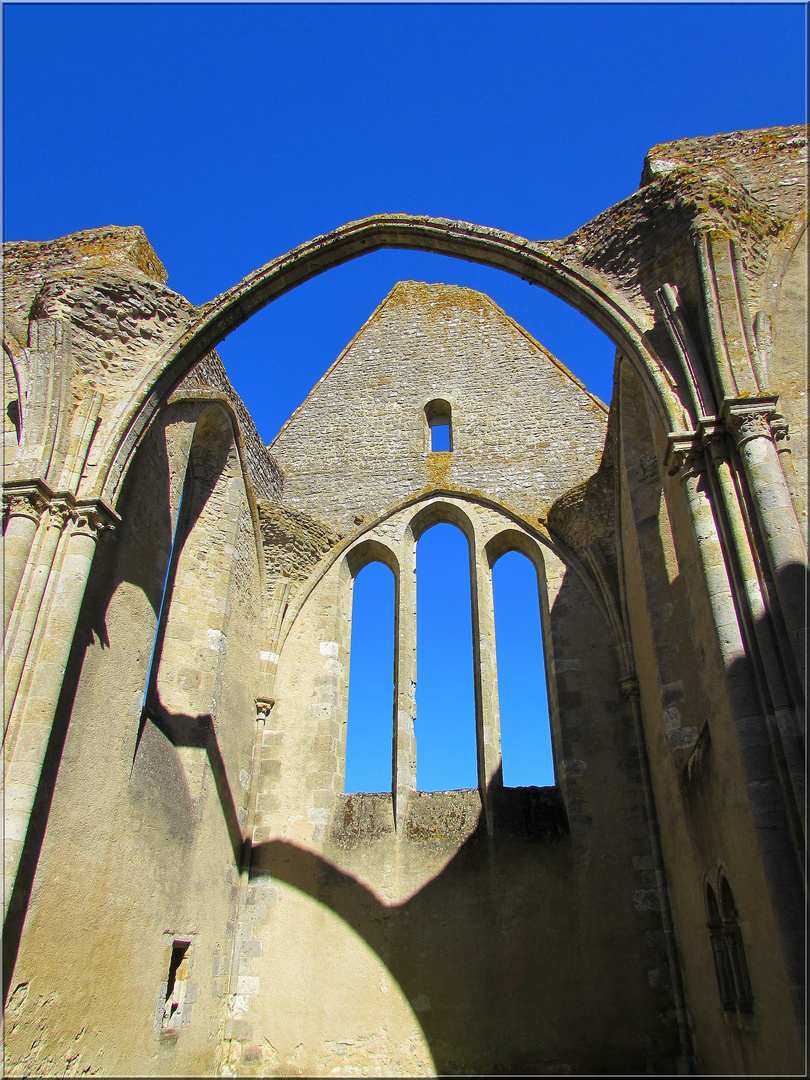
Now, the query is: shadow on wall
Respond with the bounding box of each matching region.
[247,788,577,1077]
[2,541,679,1075]
[3,403,245,1002]
[19,497,809,1073]
[681,555,807,1028]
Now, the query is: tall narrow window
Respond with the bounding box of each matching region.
[706,878,754,1014]
[162,940,191,1031]
[415,523,476,790]
[345,561,396,793]
[719,877,754,1014]
[492,550,554,787]
[425,399,452,452]
[706,884,735,1012]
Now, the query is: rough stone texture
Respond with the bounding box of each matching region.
[549,125,807,316]
[2,126,806,1078]
[270,280,608,534]
[171,351,284,504]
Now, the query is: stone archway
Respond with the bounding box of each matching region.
[99,213,685,507]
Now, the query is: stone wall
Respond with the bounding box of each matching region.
[3,401,265,1076]
[270,281,608,533]
[2,126,806,1078]
[238,493,680,1075]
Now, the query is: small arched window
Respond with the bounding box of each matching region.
[706,877,753,1014]
[425,399,452,452]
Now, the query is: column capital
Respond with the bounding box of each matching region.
[2,478,54,523]
[255,697,275,722]
[720,395,781,448]
[665,432,704,479]
[696,418,734,464]
[69,498,120,539]
[769,413,791,450]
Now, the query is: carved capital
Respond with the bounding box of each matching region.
[255,697,275,722]
[665,432,703,479]
[69,499,120,540]
[720,395,780,449]
[2,479,53,524]
[47,499,76,531]
[770,413,790,451]
[727,409,773,447]
[698,418,733,464]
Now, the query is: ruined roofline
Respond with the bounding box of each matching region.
[3,223,170,285]
[267,279,608,451]
[639,123,807,188]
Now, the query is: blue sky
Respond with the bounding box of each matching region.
[4,3,806,794]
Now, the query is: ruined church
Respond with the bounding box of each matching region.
[2,126,806,1076]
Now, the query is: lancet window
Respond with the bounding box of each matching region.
[706,876,754,1014]
[343,509,557,805]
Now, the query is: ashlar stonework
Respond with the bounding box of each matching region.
[2,124,807,1077]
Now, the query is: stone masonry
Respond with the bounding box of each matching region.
[2,125,806,1077]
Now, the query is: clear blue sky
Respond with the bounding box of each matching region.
[4,3,806,794]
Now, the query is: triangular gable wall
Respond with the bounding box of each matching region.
[270,281,608,531]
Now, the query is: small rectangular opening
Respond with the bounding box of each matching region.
[430,421,451,452]
[162,940,190,1031]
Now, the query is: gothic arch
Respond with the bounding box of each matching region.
[273,489,615,665]
[98,214,685,508]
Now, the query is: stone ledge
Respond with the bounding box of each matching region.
[328,786,569,846]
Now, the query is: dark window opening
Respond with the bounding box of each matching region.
[706,879,753,1015]
[720,877,754,1014]
[162,941,190,1030]
[492,550,554,787]
[6,399,20,441]
[345,561,396,793]
[425,399,452,452]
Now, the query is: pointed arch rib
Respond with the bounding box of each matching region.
[102,214,678,505]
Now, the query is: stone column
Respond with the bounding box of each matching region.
[724,402,807,691]
[4,499,73,735]
[2,481,52,633]
[770,414,805,529]
[668,437,805,1024]
[392,544,417,835]
[667,441,749,690]
[703,429,805,838]
[620,675,696,1074]
[3,501,116,920]
[471,537,502,834]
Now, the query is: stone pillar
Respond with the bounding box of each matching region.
[471,537,502,834]
[393,544,417,834]
[668,437,805,1024]
[667,442,749,688]
[3,501,116,920]
[770,413,805,529]
[620,675,696,1075]
[669,438,760,734]
[2,481,52,633]
[703,429,805,838]
[724,401,807,691]
[4,499,73,735]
